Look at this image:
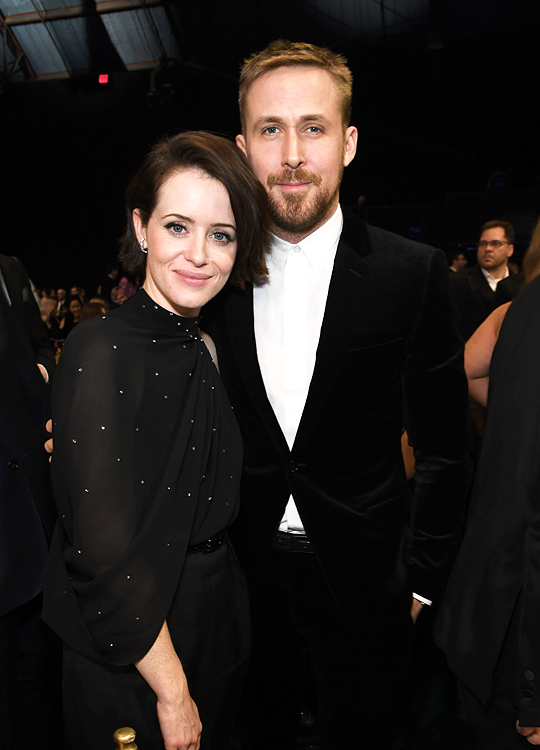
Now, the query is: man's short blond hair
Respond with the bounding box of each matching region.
[239,40,353,133]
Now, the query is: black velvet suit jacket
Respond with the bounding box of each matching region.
[204,210,472,638]
[450,263,521,341]
[435,274,540,726]
[0,254,55,617]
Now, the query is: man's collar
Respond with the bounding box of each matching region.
[269,205,343,271]
[481,265,510,284]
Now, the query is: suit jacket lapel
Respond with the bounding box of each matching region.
[293,212,374,453]
[225,211,373,458]
[225,283,290,457]
[0,257,20,313]
[469,264,495,302]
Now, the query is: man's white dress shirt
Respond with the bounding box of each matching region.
[254,205,342,534]
[481,265,509,292]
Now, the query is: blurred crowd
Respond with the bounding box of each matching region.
[34,264,137,361]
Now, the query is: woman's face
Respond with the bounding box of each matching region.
[134,168,237,318]
[69,299,82,319]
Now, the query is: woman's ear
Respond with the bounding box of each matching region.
[132,209,146,243]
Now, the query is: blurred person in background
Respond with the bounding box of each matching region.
[436,265,540,748]
[448,248,469,272]
[56,289,67,319]
[450,220,520,341]
[58,295,83,338]
[98,262,119,306]
[465,216,540,408]
[0,253,60,750]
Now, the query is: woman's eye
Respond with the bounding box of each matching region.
[165,222,186,235]
[212,231,233,243]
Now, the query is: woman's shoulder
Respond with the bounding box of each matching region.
[64,308,125,344]
[59,309,131,369]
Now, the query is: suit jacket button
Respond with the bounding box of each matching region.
[523,690,534,698]
[522,698,533,707]
[288,462,299,473]
[525,671,535,681]
[7,459,19,471]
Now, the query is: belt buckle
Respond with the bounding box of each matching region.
[204,535,223,554]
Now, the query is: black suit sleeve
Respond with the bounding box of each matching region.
[402,248,473,601]
[1,255,55,378]
[495,272,524,306]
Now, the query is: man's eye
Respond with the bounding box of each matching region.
[264,126,279,134]
[306,126,321,133]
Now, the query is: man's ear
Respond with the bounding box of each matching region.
[236,134,248,158]
[343,126,358,167]
[508,244,514,258]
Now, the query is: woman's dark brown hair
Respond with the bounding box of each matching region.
[119,131,270,287]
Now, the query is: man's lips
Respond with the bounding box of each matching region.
[275,182,311,191]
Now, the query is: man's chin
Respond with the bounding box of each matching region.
[268,194,335,237]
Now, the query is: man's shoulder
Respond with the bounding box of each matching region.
[365,223,438,260]
[0,253,26,285]
[340,208,441,263]
[450,264,480,285]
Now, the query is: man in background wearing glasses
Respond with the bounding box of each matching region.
[450,220,520,341]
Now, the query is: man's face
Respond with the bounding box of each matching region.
[453,253,467,271]
[236,66,357,242]
[477,226,514,273]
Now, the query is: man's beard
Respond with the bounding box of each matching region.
[266,167,342,236]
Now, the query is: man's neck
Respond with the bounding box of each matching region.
[482,264,508,280]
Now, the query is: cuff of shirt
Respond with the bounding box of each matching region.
[412,593,432,606]
[37,364,49,384]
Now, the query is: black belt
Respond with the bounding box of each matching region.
[186,531,226,555]
[273,530,313,553]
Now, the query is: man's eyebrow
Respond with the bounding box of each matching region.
[252,114,332,128]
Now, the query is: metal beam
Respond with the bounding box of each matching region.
[3,0,161,27]
[0,11,36,82]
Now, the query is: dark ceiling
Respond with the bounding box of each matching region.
[1,0,539,290]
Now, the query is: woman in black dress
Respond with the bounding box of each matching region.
[42,132,269,750]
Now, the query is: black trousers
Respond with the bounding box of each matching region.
[0,594,62,750]
[462,686,530,749]
[63,541,250,750]
[462,592,530,750]
[239,543,414,750]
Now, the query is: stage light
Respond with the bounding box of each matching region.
[98,74,109,84]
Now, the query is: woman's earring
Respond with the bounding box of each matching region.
[140,236,148,254]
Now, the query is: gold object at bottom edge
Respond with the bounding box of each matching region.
[113,727,138,749]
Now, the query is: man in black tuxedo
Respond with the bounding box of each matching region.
[450,220,521,340]
[0,253,59,748]
[436,274,540,748]
[204,40,472,749]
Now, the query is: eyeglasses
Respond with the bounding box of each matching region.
[477,240,509,249]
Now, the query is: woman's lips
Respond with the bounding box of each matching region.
[173,270,212,287]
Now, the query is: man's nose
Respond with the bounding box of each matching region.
[282,132,305,170]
